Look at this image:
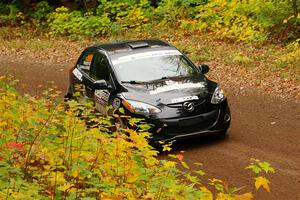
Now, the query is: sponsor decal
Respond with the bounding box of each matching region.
[94,90,110,104]
[149,82,206,95]
[78,64,90,71]
[72,68,83,81]
[112,98,121,109]
[94,90,110,114]
[112,50,182,65]
[171,96,199,103]
[83,61,91,66]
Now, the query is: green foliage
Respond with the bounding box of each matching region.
[192,0,296,42]
[31,1,53,21]
[0,3,7,13]
[47,7,111,36]
[30,1,53,27]
[1,0,299,42]
[47,0,151,36]
[96,0,151,21]
[154,0,205,26]
[0,77,275,199]
[0,4,24,25]
[155,0,184,24]
[275,38,300,81]
[246,158,275,193]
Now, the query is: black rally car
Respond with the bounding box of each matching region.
[66,39,231,141]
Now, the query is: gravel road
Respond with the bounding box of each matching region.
[1,59,299,199]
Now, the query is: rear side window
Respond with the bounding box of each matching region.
[90,53,110,81]
[78,53,94,73]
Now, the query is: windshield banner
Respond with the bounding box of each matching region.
[112,50,182,65]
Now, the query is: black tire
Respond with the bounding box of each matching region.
[219,129,228,135]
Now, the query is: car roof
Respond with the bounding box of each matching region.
[92,39,175,55]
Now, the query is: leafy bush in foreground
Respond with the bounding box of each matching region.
[0,77,274,199]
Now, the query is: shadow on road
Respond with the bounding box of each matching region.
[165,132,230,152]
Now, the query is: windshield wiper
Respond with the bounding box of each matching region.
[147,76,171,82]
[159,76,170,80]
[121,75,188,84]
[148,75,188,82]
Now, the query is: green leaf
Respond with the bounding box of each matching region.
[215,183,224,192]
[194,169,205,176]
[137,123,151,131]
[57,183,74,192]
[194,162,203,166]
[181,161,190,169]
[246,164,262,174]
[118,107,125,114]
[184,173,199,184]
[228,186,242,194]
[258,162,275,173]
[168,154,177,159]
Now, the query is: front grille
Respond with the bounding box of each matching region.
[161,109,219,136]
[166,99,216,115]
[167,99,206,108]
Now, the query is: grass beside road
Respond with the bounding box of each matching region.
[0,27,299,101]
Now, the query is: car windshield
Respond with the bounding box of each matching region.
[112,50,198,82]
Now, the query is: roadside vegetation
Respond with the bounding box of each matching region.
[0,77,275,199]
[0,0,299,100]
[1,0,299,43]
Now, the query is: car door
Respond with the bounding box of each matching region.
[88,52,112,115]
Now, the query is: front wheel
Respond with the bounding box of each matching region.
[216,129,228,139]
[219,129,228,135]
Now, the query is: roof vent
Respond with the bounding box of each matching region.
[127,42,149,49]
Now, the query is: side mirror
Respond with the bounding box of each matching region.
[198,64,209,74]
[93,80,109,90]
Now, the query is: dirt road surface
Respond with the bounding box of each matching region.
[1,59,300,199]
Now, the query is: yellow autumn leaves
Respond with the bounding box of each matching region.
[255,176,270,192]
[0,78,276,199]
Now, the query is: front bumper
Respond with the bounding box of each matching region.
[148,102,231,141]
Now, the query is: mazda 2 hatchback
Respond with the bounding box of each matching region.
[65,40,231,141]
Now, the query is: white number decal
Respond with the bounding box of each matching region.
[72,68,83,81]
[171,96,199,103]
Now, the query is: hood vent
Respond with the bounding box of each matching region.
[127,42,149,49]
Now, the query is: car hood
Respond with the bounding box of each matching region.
[120,75,215,106]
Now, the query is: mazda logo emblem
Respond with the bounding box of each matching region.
[183,102,194,112]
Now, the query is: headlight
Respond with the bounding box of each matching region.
[211,86,226,104]
[122,100,161,116]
